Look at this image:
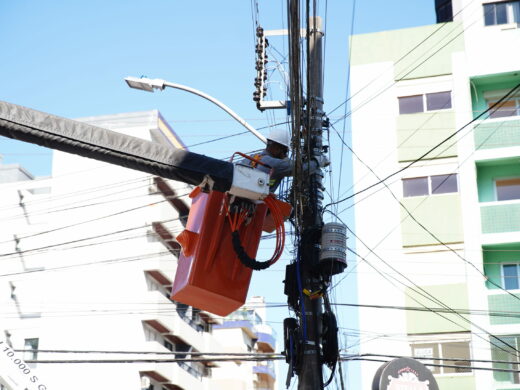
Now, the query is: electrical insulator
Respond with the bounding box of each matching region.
[319,222,347,276]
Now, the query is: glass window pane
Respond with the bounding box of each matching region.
[403,177,429,197]
[431,174,458,194]
[442,342,471,373]
[412,343,440,374]
[489,99,518,119]
[23,338,39,364]
[513,1,520,23]
[398,95,424,114]
[496,2,508,24]
[503,264,520,290]
[484,4,496,25]
[426,91,452,111]
[496,178,520,201]
[491,335,518,383]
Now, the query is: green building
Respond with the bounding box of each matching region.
[350,1,520,388]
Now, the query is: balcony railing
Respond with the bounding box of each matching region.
[474,117,520,151]
[256,331,276,353]
[480,200,520,234]
[177,360,207,380]
[253,361,276,379]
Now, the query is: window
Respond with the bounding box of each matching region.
[426,91,452,111]
[484,1,520,26]
[144,271,171,299]
[490,335,520,384]
[24,338,38,361]
[487,97,520,118]
[398,91,452,114]
[163,340,174,352]
[496,178,520,201]
[412,340,472,374]
[399,95,423,114]
[143,325,161,343]
[502,264,520,289]
[24,338,38,368]
[431,174,459,194]
[403,174,458,197]
[175,302,211,332]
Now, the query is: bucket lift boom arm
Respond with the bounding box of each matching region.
[0,100,269,199]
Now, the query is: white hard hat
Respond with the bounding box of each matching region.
[266,128,290,148]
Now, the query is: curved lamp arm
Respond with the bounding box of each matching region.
[125,76,267,145]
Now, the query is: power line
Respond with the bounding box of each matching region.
[326,82,520,209]
[326,199,520,361]
[0,188,191,247]
[0,175,153,212]
[25,356,285,364]
[1,183,192,223]
[0,220,165,260]
[342,356,520,374]
[0,250,173,279]
[184,121,290,149]
[343,243,520,360]
[16,349,282,357]
[329,0,481,123]
[334,123,520,304]
[333,302,520,319]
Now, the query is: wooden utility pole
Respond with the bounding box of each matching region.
[298,15,325,390]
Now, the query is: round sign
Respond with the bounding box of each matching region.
[372,357,439,390]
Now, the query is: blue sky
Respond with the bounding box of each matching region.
[0,1,435,176]
[0,1,436,388]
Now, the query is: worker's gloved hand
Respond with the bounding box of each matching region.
[314,155,330,167]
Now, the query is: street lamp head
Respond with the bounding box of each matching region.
[124,76,165,92]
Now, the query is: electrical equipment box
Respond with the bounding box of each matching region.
[319,222,347,276]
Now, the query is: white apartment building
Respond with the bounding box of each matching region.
[350,1,520,389]
[0,110,276,390]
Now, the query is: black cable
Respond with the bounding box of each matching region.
[344,244,520,360]
[0,175,153,212]
[342,356,520,374]
[350,352,520,367]
[0,198,171,246]
[231,231,273,270]
[2,183,191,223]
[329,1,483,122]
[0,250,172,279]
[184,121,290,149]
[326,82,520,210]
[333,124,520,305]
[0,219,175,260]
[17,349,281,357]
[333,302,520,319]
[26,356,285,364]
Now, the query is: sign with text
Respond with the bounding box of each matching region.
[372,357,438,390]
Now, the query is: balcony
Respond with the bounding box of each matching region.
[254,323,277,353]
[253,361,276,386]
[143,291,205,352]
[213,309,262,339]
[256,331,276,353]
[474,117,520,155]
[480,200,520,244]
[487,290,520,326]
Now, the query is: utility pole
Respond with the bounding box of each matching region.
[298,15,325,390]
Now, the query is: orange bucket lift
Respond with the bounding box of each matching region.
[171,153,291,316]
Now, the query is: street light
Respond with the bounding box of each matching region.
[124,76,267,144]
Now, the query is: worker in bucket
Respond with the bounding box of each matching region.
[250,128,329,192]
